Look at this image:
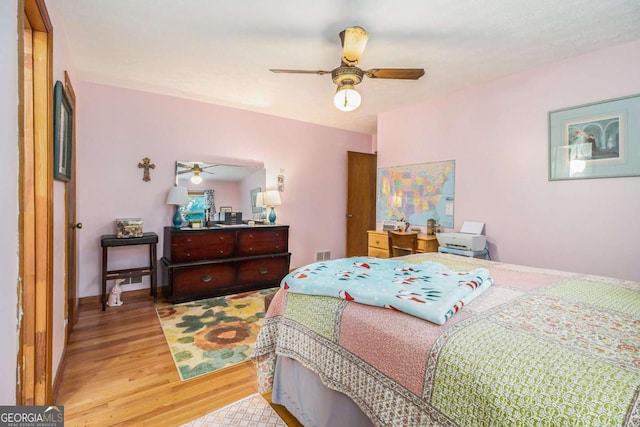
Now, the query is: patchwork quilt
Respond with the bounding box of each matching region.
[251,253,640,427]
[282,257,492,325]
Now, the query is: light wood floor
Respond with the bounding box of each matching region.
[55,290,300,426]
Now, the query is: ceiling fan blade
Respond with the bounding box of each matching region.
[340,26,369,66]
[176,162,191,168]
[177,170,191,175]
[270,69,331,75]
[365,68,425,80]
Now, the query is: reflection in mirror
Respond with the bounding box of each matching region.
[175,161,266,225]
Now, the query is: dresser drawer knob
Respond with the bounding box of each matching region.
[219,250,225,254]
[201,274,212,283]
[249,234,254,238]
[258,267,268,275]
[248,247,253,252]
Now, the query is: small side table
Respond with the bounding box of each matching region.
[438,245,490,260]
[100,232,158,311]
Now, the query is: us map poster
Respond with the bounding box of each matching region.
[376,160,455,228]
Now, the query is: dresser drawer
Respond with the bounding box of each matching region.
[418,237,438,253]
[170,231,236,262]
[172,263,236,298]
[236,256,289,285]
[368,232,389,251]
[368,247,389,258]
[237,228,288,256]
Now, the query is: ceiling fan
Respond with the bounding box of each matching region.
[176,162,217,184]
[270,26,425,112]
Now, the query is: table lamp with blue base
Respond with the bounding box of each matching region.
[166,186,189,229]
[263,190,281,225]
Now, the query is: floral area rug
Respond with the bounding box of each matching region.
[156,288,277,381]
[180,393,287,427]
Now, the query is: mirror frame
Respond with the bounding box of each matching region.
[174,159,266,224]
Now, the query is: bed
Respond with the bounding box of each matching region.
[251,253,640,426]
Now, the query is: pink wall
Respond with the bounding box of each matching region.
[378,40,640,281]
[75,82,373,298]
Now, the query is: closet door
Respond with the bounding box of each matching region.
[346,151,377,257]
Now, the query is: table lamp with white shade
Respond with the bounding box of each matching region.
[166,186,189,229]
[262,190,281,225]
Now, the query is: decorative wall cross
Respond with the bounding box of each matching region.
[138,157,155,182]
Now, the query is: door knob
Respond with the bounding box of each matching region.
[346,214,353,218]
[72,223,83,229]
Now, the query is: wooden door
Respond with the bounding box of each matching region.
[346,151,377,257]
[64,72,80,336]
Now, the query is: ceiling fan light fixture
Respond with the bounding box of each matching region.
[271,27,424,112]
[340,26,369,66]
[190,170,203,184]
[333,83,361,112]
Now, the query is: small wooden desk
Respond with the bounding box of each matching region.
[367,230,438,258]
[100,232,158,311]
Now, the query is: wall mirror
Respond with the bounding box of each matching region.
[175,160,265,223]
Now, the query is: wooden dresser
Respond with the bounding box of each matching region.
[367,229,438,258]
[162,225,290,303]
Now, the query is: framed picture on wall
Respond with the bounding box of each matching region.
[220,206,232,213]
[53,81,73,181]
[548,93,640,180]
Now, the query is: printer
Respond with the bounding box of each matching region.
[436,221,486,251]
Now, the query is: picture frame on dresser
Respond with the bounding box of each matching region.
[548,93,640,181]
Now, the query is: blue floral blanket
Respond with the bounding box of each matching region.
[282,256,492,324]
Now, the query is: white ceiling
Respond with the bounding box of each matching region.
[58,0,640,134]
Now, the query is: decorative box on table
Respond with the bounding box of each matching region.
[116,218,144,238]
